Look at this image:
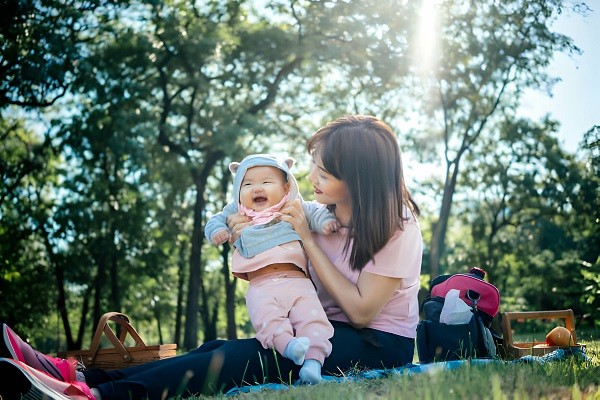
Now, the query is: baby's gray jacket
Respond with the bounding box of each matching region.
[204,200,336,258]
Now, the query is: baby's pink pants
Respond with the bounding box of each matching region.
[246,273,334,364]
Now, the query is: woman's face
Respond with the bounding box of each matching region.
[307,154,349,206]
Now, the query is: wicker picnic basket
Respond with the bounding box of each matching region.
[58,312,177,370]
[499,309,585,359]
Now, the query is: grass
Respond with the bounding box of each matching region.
[189,338,600,400]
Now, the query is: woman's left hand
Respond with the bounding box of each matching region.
[279,199,312,244]
[226,212,252,244]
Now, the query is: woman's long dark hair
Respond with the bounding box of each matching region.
[307,115,420,271]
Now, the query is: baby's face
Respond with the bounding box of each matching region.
[239,166,289,211]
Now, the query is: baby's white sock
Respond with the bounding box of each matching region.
[282,337,310,365]
[299,359,322,384]
[91,388,102,399]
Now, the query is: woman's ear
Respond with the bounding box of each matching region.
[229,162,240,174]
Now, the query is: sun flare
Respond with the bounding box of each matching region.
[413,0,441,75]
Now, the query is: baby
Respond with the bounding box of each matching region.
[204,154,337,384]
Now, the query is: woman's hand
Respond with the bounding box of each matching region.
[279,199,313,244]
[226,212,252,244]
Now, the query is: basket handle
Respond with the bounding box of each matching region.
[87,312,147,366]
[501,309,576,347]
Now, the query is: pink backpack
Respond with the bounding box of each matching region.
[429,267,500,324]
[417,267,501,363]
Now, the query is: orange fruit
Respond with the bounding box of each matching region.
[545,326,573,347]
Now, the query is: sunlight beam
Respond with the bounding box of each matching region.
[412,0,441,76]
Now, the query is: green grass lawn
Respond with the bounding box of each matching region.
[194,336,600,400]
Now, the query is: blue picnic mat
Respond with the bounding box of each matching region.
[225,348,589,395]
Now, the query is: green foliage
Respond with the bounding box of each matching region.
[0,114,58,332]
[0,0,129,108]
[441,115,599,326]
[1,0,597,351]
[400,0,584,278]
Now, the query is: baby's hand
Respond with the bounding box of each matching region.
[321,220,340,235]
[211,229,231,245]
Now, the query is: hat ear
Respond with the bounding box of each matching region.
[229,162,240,175]
[284,157,295,169]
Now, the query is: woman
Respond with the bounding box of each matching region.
[0,115,422,400]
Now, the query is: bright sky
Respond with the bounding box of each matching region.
[518,5,599,154]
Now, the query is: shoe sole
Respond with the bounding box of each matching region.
[0,357,70,400]
[1,323,18,359]
[2,324,68,381]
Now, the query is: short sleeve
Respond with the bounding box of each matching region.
[362,217,422,279]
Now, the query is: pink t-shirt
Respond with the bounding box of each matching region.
[308,212,423,338]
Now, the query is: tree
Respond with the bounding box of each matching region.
[569,126,600,324]
[3,0,596,346]
[121,0,418,348]
[449,118,600,325]
[459,117,567,272]
[0,116,57,332]
[0,0,127,108]
[404,0,584,277]
[2,0,419,348]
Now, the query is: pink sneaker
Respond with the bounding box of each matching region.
[2,323,78,382]
[0,357,95,399]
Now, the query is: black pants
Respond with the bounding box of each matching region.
[86,321,414,399]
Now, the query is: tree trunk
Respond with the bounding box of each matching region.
[174,241,186,346]
[221,242,237,339]
[429,160,460,278]
[183,153,221,349]
[75,291,90,351]
[198,186,215,342]
[110,246,121,312]
[41,228,74,349]
[92,246,107,339]
[183,185,203,349]
[154,303,164,344]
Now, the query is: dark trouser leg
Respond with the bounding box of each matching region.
[94,338,299,400]
[324,321,414,374]
[92,321,414,399]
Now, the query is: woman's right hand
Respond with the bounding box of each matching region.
[226,212,252,244]
[279,199,313,244]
